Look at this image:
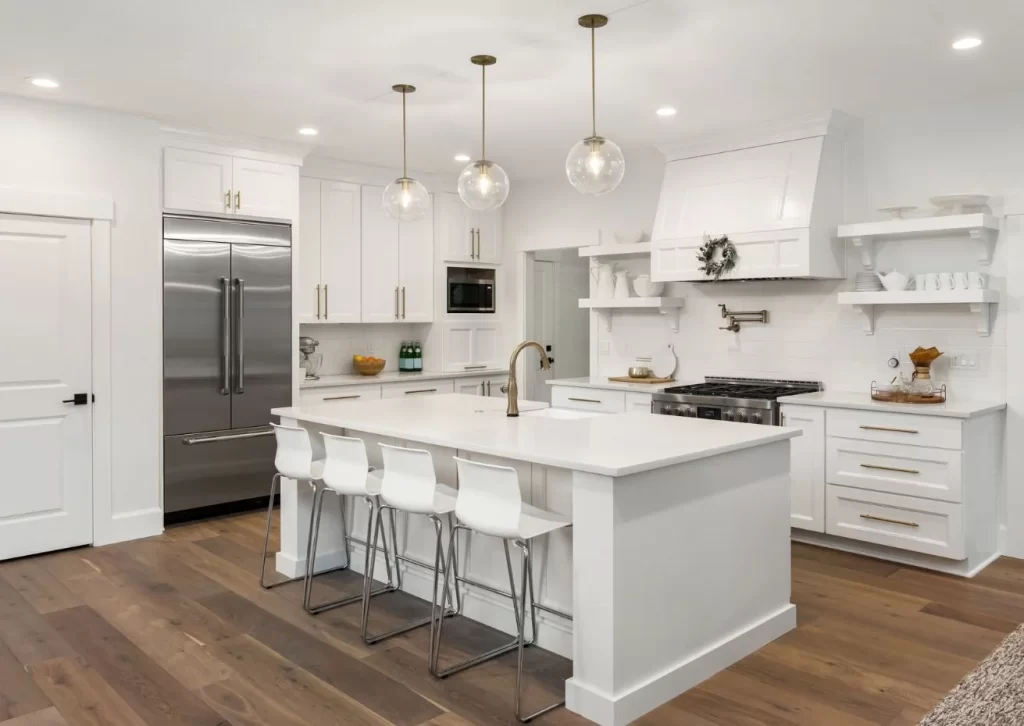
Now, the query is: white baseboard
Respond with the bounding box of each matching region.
[791,529,1000,578]
[94,507,164,547]
[566,604,796,726]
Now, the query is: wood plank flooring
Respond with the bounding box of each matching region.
[0,510,1021,725]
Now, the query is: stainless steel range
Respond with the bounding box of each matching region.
[652,376,822,425]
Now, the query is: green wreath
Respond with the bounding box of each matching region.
[696,234,738,281]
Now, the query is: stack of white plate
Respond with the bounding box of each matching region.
[855,272,884,292]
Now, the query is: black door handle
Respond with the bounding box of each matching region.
[62,393,89,406]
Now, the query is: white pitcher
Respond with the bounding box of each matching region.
[614,270,631,299]
[591,263,615,299]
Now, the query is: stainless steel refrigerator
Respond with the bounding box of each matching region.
[163,215,292,515]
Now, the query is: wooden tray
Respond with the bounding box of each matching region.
[870,382,947,404]
[607,376,675,384]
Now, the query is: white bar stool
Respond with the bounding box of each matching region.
[259,422,329,589]
[303,433,399,614]
[432,457,573,724]
[360,443,462,645]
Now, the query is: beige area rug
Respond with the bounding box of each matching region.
[920,624,1024,725]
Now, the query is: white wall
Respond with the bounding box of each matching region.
[0,94,163,538]
[505,95,1024,556]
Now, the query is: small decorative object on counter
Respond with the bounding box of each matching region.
[696,234,737,281]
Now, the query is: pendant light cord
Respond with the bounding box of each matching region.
[402,90,408,178]
[481,64,486,161]
[591,25,597,138]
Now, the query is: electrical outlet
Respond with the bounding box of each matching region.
[949,350,980,371]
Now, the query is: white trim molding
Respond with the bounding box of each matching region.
[0,187,114,221]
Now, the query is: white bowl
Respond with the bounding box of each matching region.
[632,276,664,297]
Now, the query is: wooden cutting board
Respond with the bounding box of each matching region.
[607,376,675,384]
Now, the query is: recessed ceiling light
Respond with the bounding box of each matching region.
[454,154,471,162]
[656,107,677,117]
[298,127,319,136]
[952,36,982,50]
[27,77,59,89]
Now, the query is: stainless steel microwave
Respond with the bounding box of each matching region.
[447,266,496,313]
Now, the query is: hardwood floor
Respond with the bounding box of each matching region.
[0,510,1021,726]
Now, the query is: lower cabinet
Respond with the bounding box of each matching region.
[780,404,825,533]
[442,321,501,372]
[299,384,381,407]
[625,391,654,413]
[380,379,455,399]
[456,375,506,397]
[549,385,653,414]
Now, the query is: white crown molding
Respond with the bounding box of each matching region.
[159,126,308,166]
[0,186,113,220]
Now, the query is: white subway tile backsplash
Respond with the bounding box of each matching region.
[300,323,433,375]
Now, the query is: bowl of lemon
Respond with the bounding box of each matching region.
[352,355,386,376]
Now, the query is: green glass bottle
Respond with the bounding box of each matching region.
[399,341,408,372]
[413,341,423,371]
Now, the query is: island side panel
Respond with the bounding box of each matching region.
[567,440,795,726]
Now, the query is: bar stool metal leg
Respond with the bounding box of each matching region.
[513,540,564,723]
[260,474,319,589]
[304,492,397,615]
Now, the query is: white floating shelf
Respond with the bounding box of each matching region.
[578,242,652,257]
[579,297,684,332]
[837,289,999,336]
[837,213,999,269]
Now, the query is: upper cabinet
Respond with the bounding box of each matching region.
[299,178,361,324]
[163,147,297,221]
[651,112,854,281]
[437,192,503,265]
[360,186,434,324]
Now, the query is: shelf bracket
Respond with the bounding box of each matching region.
[969,227,998,266]
[597,309,612,333]
[659,306,681,333]
[851,236,874,270]
[970,302,992,336]
[852,304,875,335]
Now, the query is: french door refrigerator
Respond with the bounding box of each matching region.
[163,215,292,515]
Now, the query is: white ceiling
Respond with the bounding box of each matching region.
[2,0,1021,179]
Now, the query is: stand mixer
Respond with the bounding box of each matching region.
[299,336,322,380]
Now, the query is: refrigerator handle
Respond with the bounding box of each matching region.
[234,278,245,394]
[220,277,230,395]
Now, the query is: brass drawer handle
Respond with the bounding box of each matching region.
[323,395,361,401]
[859,513,920,528]
[464,365,488,370]
[568,397,601,404]
[405,388,438,395]
[860,463,920,475]
[859,425,919,434]
[235,190,241,210]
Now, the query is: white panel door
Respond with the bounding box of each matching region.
[163,148,233,215]
[232,157,295,220]
[470,322,501,369]
[0,215,92,561]
[360,186,400,323]
[455,376,487,396]
[320,180,362,323]
[780,404,826,532]
[298,177,322,323]
[398,196,434,323]
[439,192,473,263]
[472,208,503,264]
[442,323,476,371]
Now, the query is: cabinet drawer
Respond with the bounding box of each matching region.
[827,408,962,450]
[825,485,964,560]
[551,386,625,413]
[381,379,456,398]
[827,437,962,503]
[299,384,382,407]
[624,391,654,413]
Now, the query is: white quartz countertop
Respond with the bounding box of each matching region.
[301,369,508,389]
[546,376,682,393]
[272,393,799,477]
[778,390,1006,419]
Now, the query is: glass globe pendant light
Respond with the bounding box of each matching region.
[382,84,430,222]
[457,55,510,211]
[566,14,625,195]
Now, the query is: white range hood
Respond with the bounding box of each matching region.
[651,111,858,281]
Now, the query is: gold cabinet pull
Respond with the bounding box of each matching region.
[859,513,920,528]
[568,397,601,404]
[860,463,920,475]
[470,228,475,259]
[323,394,361,401]
[860,425,919,434]
[225,190,232,211]
[324,284,329,320]
[402,286,406,319]
[394,287,400,320]
[235,190,241,210]
[405,388,438,395]
[316,284,321,319]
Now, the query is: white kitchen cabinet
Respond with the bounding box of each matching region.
[442,321,501,372]
[299,384,382,407]
[437,192,502,264]
[299,178,361,323]
[456,374,507,397]
[779,404,826,533]
[361,186,434,323]
[380,378,455,399]
[551,386,625,413]
[625,391,654,413]
[163,147,297,220]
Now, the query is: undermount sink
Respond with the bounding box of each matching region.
[520,407,606,420]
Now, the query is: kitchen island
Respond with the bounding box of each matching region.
[271,394,801,726]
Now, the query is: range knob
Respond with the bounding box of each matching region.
[750,413,763,425]
[659,406,673,415]
[722,412,734,422]
[736,413,748,423]
[685,408,697,417]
